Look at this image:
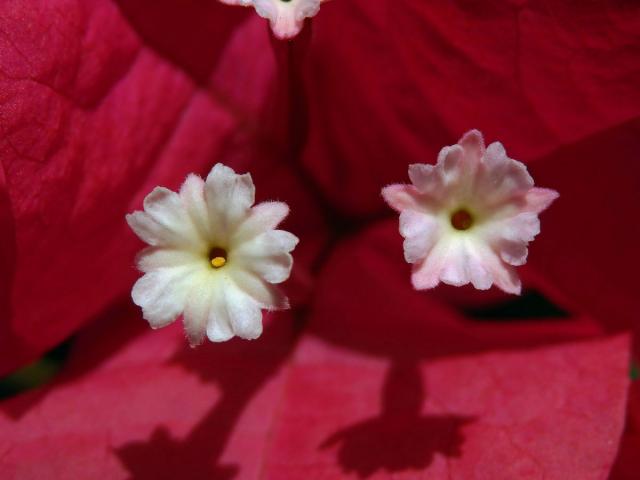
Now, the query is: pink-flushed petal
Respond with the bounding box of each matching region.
[475,142,534,207]
[381,184,423,212]
[407,164,440,195]
[0,306,297,479]
[253,0,321,40]
[399,210,440,264]
[411,251,446,291]
[458,129,485,161]
[437,144,469,182]
[475,243,522,295]
[523,187,560,214]
[410,233,521,295]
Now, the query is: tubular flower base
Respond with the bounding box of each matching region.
[220,0,325,39]
[382,130,558,295]
[126,164,298,345]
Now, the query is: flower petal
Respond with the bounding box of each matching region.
[204,163,255,232]
[523,187,559,214]
[233,201,290,243]
[381,184,424,212]
[229,268,289,310]
[253,0,321,39]
[179,174,211,242]
[399,210,440,264]
[236,230,299,257]
[127,187,203,250]
[132,267,198,329]
[474,142,534,209]
[458,129,485,160]
[136,247,203,273]
[206,288,235,343]
[224,284,264,340]
[183,274,216,346]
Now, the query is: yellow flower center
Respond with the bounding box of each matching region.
[209,247,228,269]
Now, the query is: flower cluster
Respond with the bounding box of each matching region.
[1,1,637,478]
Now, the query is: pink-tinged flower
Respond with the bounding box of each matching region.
[382,130,558,295]
[220,0,325,39]
[126,164,299,345]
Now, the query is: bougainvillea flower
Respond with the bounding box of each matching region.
[382,130,558,295]
[1,0,639,479]
[220,0,326,39]
[127,164,298,345]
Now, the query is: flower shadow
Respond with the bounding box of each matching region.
[115,312,300,480]
[321,358,474,478]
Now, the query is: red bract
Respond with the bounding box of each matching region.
[1,0,639,478]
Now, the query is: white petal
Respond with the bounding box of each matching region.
[183,275,215,346]
[206,308,235,343]
[249,253,294,284]
[180,174,211,242]
[136,247,203,273]
[204,164,255,231]
[127,187,203,249]
[131,266,196,329]
[233,201,290,243]
[235,230,299,256]
[229,268,289,310]
[224,284,264,340]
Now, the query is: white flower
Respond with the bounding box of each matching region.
[126,164,298,345]
[382,130,559,295]
[220,0,326,39]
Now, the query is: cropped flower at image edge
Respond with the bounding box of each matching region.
[220,0,328,39]
[126,164,298,345]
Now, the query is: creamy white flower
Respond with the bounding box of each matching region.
[126,164,298,345]
[382,130,559,295]
[220,0,326,39]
